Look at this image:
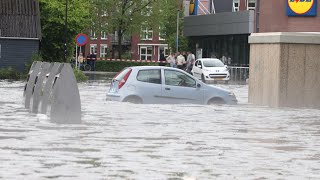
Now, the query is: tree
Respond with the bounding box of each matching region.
[40,0,91,62]
[161,0,189,53]
[91,0,164,59]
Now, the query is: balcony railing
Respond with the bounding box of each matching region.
[111,35,131,45]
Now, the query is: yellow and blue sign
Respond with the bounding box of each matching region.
[189,0,198,15]
[287,0,317,16]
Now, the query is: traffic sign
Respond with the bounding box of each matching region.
[75,34,88,46]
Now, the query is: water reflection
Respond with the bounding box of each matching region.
[0,80,320,179]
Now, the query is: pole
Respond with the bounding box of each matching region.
[64,0,68,62]
[75,45,78,69]
[79,47,82,70]
[176,10,179,52]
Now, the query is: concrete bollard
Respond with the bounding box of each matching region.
[39,63,63,115]
[24,62,82,124]
[24,61,42,109]
[30,62,52,114]
[47,63,81,124]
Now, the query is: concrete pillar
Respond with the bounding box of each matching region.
[248,32,320,109]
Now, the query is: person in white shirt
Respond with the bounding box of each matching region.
[186,51,195,73]
[176,52,185,70]
[166,53,176,68]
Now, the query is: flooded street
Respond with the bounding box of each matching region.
[0,80,320,179]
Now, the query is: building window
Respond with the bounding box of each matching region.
[159,26,166,40]
[90,44,97,55]
[90,29,97,40]
[247,0,256,10]
[159,46,169,59]
[140,46,152,60]
[101,31,107,39]
[100,44,108,58]
[141,27,153,40]
[233,0,239,12]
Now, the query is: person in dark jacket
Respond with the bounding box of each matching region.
[159,52,166,66]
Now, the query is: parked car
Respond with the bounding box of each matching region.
[191,58,230,84]
[106,66,237,105]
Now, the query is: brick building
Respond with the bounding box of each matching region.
[84,24,168,61]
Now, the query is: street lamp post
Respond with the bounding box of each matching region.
[64,0,68,62]
[176,9,179,52]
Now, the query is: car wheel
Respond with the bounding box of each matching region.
[208,98,225,105]
[124,96,142,104]
[201,74,206,83]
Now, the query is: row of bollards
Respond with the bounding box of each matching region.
[23,61,81,124]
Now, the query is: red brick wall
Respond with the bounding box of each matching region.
[258,0,320,32]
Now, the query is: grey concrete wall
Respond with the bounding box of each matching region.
[184,10,254,36]
[249,32,320,109]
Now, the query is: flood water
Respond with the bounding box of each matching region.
[0,79,320,179]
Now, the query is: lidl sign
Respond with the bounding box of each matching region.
[287,0,317,16]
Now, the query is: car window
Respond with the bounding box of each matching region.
[136,69,161,84]
[198,61,202,66]
[164,70,196,88]
[195,61,198,66]
[203,59,224,67]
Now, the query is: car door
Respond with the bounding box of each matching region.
[135,69,162,104]
[193,60,202,79]
[161,69,203,104]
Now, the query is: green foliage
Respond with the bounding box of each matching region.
[91,0,165,58]
[96,61,159,72]
[161,0,189,52]
[0,67,21,80]
[40,0,91,62]
[73,69,88,82]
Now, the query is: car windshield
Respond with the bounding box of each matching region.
[203,59,224,67]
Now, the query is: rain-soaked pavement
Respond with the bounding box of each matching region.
[0,79,319,179]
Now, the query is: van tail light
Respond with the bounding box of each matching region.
[118,69,132,89]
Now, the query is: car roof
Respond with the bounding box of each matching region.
[129,66,185,71]
[197,58,221,61]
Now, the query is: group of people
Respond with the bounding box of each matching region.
[164,51,195,73]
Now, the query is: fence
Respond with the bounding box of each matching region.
[80,58,250,84]
[228,66,249,84]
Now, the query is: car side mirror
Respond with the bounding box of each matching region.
[197,83,201,88]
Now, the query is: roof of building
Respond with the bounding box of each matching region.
[0,0,41,39]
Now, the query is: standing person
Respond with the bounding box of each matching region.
[182,51,187,70]
[176,52,185,70]
[186,51,195,74]
[77,53,84,70]
[89,52,97,71]
[159,52,166,66]
[166,52,176,68]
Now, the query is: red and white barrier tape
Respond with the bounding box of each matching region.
[85,58,165,63]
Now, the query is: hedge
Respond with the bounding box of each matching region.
[95,61,162,72]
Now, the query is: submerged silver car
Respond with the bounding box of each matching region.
[106,66,237,105]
